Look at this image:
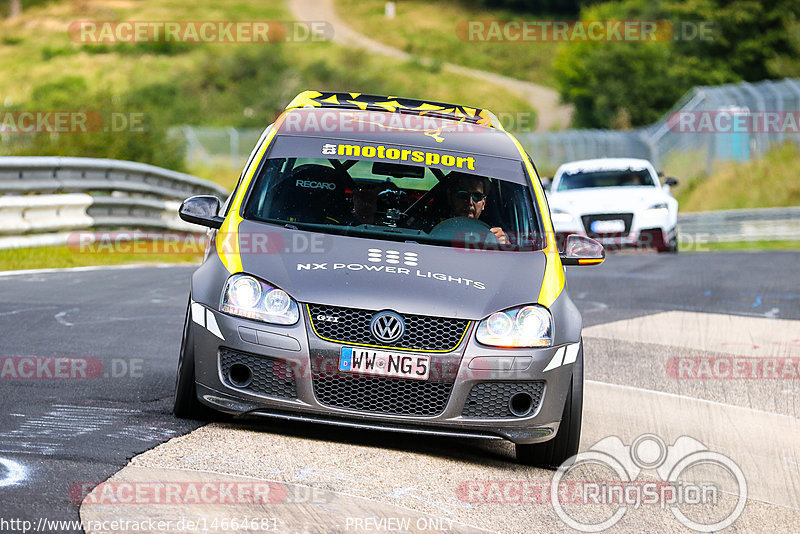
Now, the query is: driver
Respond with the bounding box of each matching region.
[444,173,508,244]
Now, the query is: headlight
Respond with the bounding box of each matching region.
[221,274,299,325]
[646,203,669,216]
[476,305,553,347]
[550,209,574,224]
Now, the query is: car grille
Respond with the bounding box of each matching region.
[219,348,297,399]
[462,381,545,418]
[581,213,634,237]
[307,304,470,352]
[310,355,455,416]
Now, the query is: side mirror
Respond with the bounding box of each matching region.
[560,234,605,266]
[179,195,224,229]
[664,177,678,186]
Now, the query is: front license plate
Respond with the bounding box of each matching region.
[339,347,430,380]
[591,219,625,233]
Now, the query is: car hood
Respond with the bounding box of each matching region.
[549,187,666,213]
[235,220,547,320]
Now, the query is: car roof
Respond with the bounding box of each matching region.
[276,108,524,160]
[556,158,655,174]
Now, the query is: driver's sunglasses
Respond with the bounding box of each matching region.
[455,190,487,203]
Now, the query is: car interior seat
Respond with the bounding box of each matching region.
[266,164,351,225]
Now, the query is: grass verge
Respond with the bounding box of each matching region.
[671,143,800,212]
[0,0,537,184]
[0,241,203,271]
[0,0,536,126]
[336,0,559,87]
[686,240,800,252]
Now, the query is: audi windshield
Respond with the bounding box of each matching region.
[557,168,656,190]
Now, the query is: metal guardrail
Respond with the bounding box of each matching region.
[0,156,229,198]
[678,207,800,243]
[0,157,230,250]
[0,158,795,251]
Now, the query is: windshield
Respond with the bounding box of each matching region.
[557,169,656,191]
[243,157,543,251]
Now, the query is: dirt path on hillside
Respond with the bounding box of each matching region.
[288,0,573,131]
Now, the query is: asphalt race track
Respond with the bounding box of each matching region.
[0,251,798,533]
[0,265,203,531]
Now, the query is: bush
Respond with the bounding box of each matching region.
[41,45,77,61]
[554,0,798,128]
[2,77,186,171]
[472,0,589,16]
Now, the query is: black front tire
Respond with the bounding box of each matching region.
[667,234,679,253]
[657,230,679,253]
[173,299,212,419]
[515,343,583,469]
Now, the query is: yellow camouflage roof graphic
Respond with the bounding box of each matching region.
[285,91,505,131]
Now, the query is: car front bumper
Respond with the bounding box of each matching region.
[189,302,577,445]
[553,210,675,251]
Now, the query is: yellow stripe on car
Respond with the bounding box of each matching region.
[504,131,565,308]
[216,112,288,274]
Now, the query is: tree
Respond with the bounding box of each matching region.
[554,0,798,128]
[9,0,21,18]
[474,0,590,16]
[767,18,800,77]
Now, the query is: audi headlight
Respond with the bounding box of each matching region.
[550,209,574,224]
[476,305,553,347]
[221,274,299,325]
[646,202,669,216]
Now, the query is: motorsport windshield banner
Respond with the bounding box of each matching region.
[265,136,528,184]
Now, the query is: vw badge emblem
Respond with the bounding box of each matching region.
[370,311,405,343]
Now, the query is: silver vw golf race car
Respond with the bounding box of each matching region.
[173,91,605,467]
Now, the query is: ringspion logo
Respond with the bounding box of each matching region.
[551,434,746,532]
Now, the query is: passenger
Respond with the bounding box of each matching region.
[350,182,380,225]
[623,172,643,186]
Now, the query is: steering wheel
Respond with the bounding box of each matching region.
[430,216,499,246]
[374,182,408,225]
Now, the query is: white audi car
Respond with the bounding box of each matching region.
[547,158,679,253]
